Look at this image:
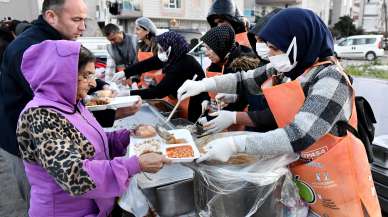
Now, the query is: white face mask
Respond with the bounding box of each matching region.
[255,42,270,60]
[268,37,298,72]
[157,46,171,62]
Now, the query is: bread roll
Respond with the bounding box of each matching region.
[134,124,157,138]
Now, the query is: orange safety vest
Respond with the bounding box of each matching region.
[262,61,381,217]
[137,51,164,88]
[235,32,251,48]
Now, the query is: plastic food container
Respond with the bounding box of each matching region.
[86,95,140,111]
[163,129,200,163]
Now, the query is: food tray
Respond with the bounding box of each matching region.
[145,99,178,118]
[128,128,200,162]
[129,136,163,156]
[86,95,140,111]
[163,144,200,163]
[162,129,200,163]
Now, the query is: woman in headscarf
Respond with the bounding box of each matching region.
[16,40,169,217]
[177,8,381,216]
[120,31,209,122]
[200,24,256,117]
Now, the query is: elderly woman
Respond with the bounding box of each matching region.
[16,40,169,217]
[178,8,381,217]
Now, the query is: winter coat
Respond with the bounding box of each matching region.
[16,40,140,217]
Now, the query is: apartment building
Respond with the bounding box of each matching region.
[351,0,386,33]
[0,0,41,22]
[255,0,331,24]
[328,0,353,26]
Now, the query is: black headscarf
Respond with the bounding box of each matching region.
[201,25,236,61]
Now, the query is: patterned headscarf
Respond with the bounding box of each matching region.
[201,25,236,61]
[156,31,190,68]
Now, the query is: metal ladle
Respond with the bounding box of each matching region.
[155,124,174,140]
[155,74,198,139]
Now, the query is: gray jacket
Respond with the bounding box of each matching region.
[107,33,137,67]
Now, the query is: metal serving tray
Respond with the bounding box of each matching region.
[104,103,174,131]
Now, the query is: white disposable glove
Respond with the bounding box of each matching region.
[112,71,126,82]
[202,110,236,134]
[215,93,238,104]
[117,89,131,97]
[196,136,246,163]
[201,100,210,114]
[177,78,216,101]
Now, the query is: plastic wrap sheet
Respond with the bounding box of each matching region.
[188,132,309,217]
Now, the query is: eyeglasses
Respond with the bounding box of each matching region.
[78,73,97,81]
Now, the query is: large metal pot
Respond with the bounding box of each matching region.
[142,179,195,217]
[193,172,285,217]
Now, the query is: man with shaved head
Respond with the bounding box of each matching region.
[0,1,88,215]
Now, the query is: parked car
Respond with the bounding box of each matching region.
[334,35,384,60]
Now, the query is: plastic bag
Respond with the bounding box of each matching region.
[118,175,149,217]
[188,148,308,217]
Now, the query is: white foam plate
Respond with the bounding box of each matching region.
[162,129,200,163]
[127,128,200,163]
[87,95,140,111]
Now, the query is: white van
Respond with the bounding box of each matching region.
[334,35,384,60]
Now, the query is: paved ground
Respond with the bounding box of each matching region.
[353,77,388,137]
[0,150,27,217]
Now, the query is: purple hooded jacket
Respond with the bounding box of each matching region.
[19,40,141,217]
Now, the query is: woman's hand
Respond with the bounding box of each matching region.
[177,78,216,101]
[196,137,239,163]
[201,110,236,134]
[215,93,238,104]
[138,152,171,173]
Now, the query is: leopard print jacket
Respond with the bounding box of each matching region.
[17,107,97,196]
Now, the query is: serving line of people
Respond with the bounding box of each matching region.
[177,7,381,217]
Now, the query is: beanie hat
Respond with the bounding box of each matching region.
[135,17,157,36]
[201,25,235,60]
